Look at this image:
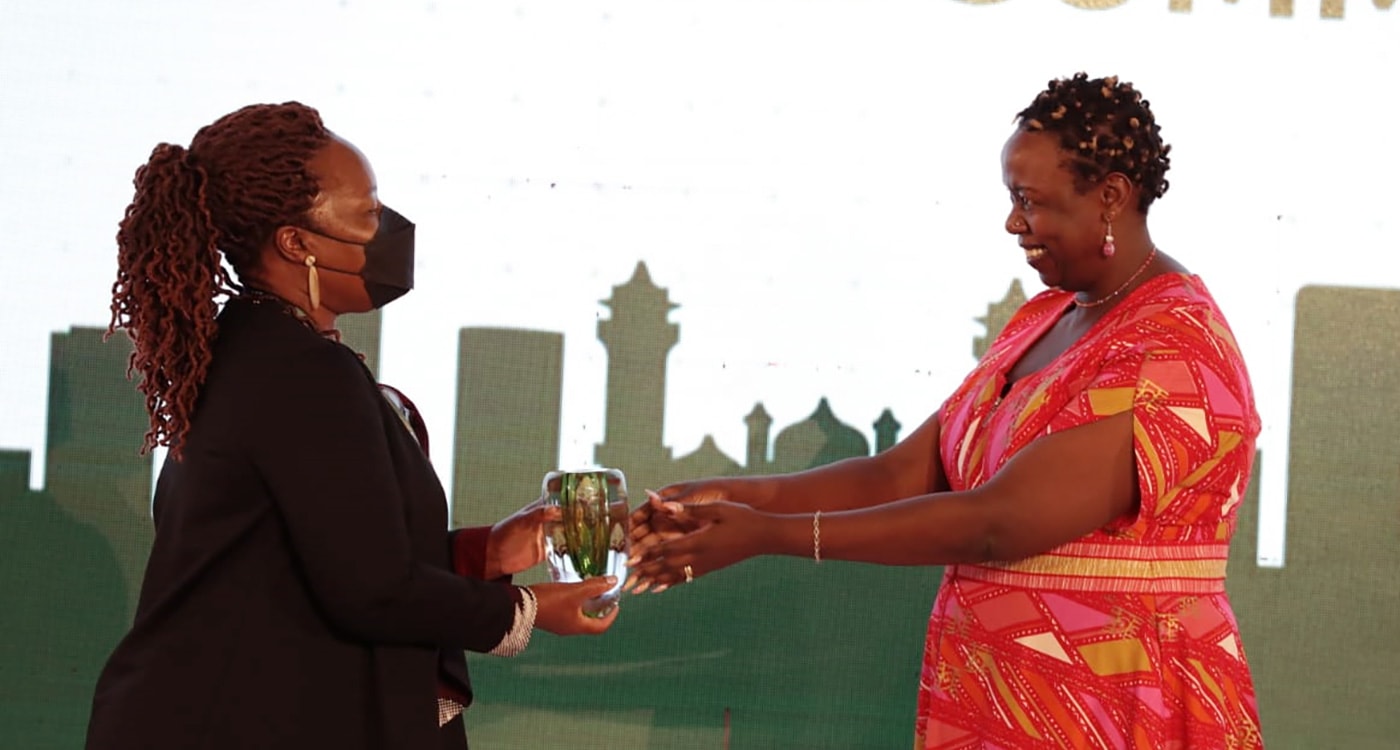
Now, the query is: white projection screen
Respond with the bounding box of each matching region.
[1,1,1396,747]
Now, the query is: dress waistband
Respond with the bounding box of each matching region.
[954,541,1229,594]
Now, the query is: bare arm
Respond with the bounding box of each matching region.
[804,410,1137,564]
[633,411,1137,584]
[660,410,948,514]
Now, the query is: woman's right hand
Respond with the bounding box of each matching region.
[529,578,619,635]
[623,481,734,592]
[628,481,732,552]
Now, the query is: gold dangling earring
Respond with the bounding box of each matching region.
[1102,218,1117,258]
[305,255,321,311]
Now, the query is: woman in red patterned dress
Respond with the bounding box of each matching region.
[628,73,1263,749]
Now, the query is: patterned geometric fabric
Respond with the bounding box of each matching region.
[918,274,1263,749]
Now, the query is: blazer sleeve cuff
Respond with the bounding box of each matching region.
[450,526,494,578]
[488,586,536,657]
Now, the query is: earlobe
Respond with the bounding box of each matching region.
[1100,184,1120,213]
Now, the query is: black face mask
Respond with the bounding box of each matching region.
[300,205,416,308]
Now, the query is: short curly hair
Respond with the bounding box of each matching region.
[1015,73,1171,212]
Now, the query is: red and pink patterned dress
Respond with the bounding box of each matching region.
[917,273,1263,749]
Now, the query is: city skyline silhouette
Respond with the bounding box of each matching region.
[1,267,1396,747]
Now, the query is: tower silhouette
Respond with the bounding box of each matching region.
[975,279,1027,359]
[744,403,773,472]
[874,408,902,453]
[594,262,677,491]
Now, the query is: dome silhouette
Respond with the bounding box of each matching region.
[771,397,870,472]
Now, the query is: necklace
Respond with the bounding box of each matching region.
[1074,246,1158,308]
[233,287,342,341]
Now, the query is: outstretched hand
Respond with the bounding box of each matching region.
[627,481,732,557]
[625,499,767,593]
[627,491,702,562]
[485,495,562,580]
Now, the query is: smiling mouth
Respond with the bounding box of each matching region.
[1024,246,1047,261]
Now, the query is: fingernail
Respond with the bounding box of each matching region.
[626,555,639,566]
[652,584,669,594]
[605,576,618,586]
[633,581,652,594]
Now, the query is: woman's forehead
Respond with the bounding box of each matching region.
[1002,130,1067,185]
[310,136,377,198]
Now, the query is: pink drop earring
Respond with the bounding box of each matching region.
[1102,219,1117,258]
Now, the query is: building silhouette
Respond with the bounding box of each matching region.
[338,308,382,378]
[768,397,870,473]
[451,262,898,524]
[1,331,139,749]
[43,327,154,613]
[974,278,1027,359]
[874,408,902,453]
[0,449,27,499]
[586,262,888,493]
[593,262,681,494]
[743,403,773,470]
[450,327,563,542]
[1226,285,1400,746]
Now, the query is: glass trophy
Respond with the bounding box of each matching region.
[541,467,629,617]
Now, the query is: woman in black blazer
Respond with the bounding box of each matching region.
[86,102,616,750]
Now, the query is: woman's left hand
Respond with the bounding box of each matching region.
[625,501,767,592]
[485,495,561,579]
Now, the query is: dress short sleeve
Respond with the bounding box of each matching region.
[1047,303,1259,536]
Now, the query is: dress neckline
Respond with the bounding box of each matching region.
[996,272,1200,404]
